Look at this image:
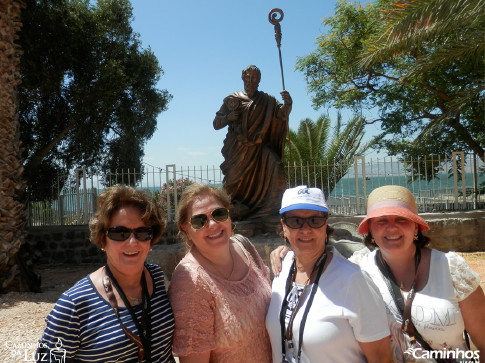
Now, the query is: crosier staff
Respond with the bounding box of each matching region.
[268,8,291,161]
[268,8,285,90]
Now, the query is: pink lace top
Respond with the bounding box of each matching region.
[168,236,272,362]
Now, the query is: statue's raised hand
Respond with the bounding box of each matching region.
[281,90,292,105]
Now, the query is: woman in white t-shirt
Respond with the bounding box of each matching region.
[266,185,393,363]
[349,185,484,362]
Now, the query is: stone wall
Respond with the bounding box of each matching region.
[329,210,485,252]
[25,211,485,277]
[25,226,103,265]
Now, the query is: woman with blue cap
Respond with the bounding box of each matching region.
[265,185,392,363]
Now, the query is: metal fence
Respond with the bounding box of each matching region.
[27,152,485,226]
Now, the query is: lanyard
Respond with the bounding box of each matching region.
[279,251,327,362]
[374,248,421,316]
[104,265,152,363]
[373,248,454,363]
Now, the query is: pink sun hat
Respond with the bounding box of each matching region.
[358,185,430,235]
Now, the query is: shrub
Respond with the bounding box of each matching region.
[155,178,194,212]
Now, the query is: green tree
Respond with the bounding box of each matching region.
[296,0,484,163]
[285,113,376,195]
[18,0,172,200]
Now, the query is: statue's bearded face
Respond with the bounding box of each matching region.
[243,70,260,97]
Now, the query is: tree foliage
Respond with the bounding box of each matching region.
[18,0,171,200]
[296,0,484,163]
[285,113,376,194]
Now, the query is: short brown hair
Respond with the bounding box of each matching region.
[241,65,261,81]
[177,183,231,244]
[89,184,166,248]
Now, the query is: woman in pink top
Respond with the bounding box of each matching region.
[168,184,272,362]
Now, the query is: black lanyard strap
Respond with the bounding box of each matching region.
[104,265,152,363]
[279,250,327,362]
[374,249,455,363]
[374,248,421,316]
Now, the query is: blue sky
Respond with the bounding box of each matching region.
[130,0,378,169]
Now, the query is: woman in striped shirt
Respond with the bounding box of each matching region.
[37,185,175,362]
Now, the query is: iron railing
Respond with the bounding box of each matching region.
[27,152,485,226]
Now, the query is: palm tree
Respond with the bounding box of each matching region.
[285,113,376,195]
[359,0,485,159]
[0,0,39,292]
[361,0,484,73]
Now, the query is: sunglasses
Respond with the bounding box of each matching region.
[106,226,153,242]
[190,207,229,230]
[282,215,328,229]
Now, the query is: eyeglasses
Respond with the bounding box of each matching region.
[282,215,328,229]
[190,207,229,230]
[106,226,153,242]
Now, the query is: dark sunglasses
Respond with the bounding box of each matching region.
[282,215,328,229]
[106,226,153,242]
[190,207,229,230]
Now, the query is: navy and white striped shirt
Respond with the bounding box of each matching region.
[38,264,174,362]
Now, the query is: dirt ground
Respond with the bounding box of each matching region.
[0,253,483,362]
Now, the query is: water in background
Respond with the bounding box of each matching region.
[328,172,484,199]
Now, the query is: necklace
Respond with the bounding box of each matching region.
[378,248,421,292]
[128,295,143,306]
[375,248,422,362]
[201,244,235,280]
[125,286,143,306]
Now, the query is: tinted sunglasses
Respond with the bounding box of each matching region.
[282,215,328,229]
[190,207,229,230]
[106,226,153,242]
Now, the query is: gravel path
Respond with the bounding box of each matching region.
[0,264,98,363]
[1,253,483,363]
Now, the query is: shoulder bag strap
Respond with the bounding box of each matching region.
[103,275,145,363]
[403,296,451,363]
[376,251,452,363]
[374,250,405,314]
[233,234,262,270]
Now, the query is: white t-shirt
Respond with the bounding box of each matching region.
[350,248,480,363]
[266,246,390,363]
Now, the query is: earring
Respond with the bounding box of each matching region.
[150,248,153,252]
[231,223,236,236]
[101,248,105,252]
[371,238,376,245]
[185,239,193,249]
[414,234,418,241]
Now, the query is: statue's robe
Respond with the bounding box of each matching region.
[216,90,289,219]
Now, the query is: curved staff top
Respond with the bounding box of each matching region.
[268,8,285,91]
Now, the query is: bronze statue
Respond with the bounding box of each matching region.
[213,65,292,223]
